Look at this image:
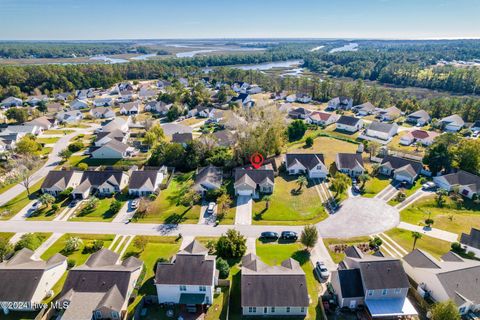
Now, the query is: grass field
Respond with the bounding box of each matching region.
[384,228,451,259]
[36,137,60,144]
[288,135,358,166]
[400,195,480,235]
[27,197,70,221]
[362,176,391,198]
[254,241,321,319]
[70,194,127,222]
[0,179,45,220]
[178,117,205,127]
[136,172,201,224]
[66,155,148,167]
[43,129,74,135]
[389,133,426,157]
[323,237,372,263]
[252,174,327,225]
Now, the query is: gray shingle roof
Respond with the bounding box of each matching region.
[42,170,75,189]
[367,121,397,133]
[336,153,364,170]
[128,170,159,190]
[380,155,423,174]
[359,260,410,290]
[193,165,223,192]
[460,228,480,250]
[337,269,365,298]
[337,115,361,126]
[286,153,325,171]
[403,249,441,269]
[440,170,480,194]
[234,168,274,187]
[155,254,215,286]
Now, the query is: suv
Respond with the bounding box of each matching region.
[207,202,216,214]
[260,232,279,240]
[280,231,298,240]
[31,201,41,211]
[422,181,436,190]
[131,199,139,209]
[315,261,330,279]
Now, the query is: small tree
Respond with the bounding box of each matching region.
[64,237,83,253]
[38,193,55,209]
[58,148,73,162]
[134,236,148,252]
[216,229,247,259]
[181,189,201,208]
[369,236,383,250]
[78,163,88,171]
[0,237,13,262]
[430,300,461,320]
[109,199,123,215]
[300,225,318,251]
[411,231,422,250]
[216,257,230,279]
[296,175,307,191]
[425,218,434,228]
[263,195,271,209]
[19,169,33,196]
[435,189,447,208]
[358,173,370,190]
[216,193,232,218]
[305,136,314,148]
[331,172,350,197]
[85,196,99,210]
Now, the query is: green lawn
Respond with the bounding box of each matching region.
[0,179,45,220]
[136,173,201,224]
[388,179,424,206]
[288,135,359,166]
[40,233,116,304]
[362,176,391,198]
[255,241,322,320]
[252,174,327,225]
[400,195,480,235]
[384,228,451,259]
[70,194,127,222]
[27,197,70,221]
[125,236,181,315]
[43,129,74,135]
[35,147,52,157]
[0,232,15,241]
[67,155,148,167]
[323,237,372,263]
[36,137,60,144]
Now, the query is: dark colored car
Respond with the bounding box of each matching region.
[281,231,298,240]
[260,232,279,240]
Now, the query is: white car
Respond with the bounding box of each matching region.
[422,181,436,190]
[315,261,330,279]
[31,201,41,211]
[207,202,216,214]
[131,199,139,209]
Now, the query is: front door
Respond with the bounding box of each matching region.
[349,300,357,309]
[264,307,268,314]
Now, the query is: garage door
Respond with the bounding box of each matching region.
[237,189,253,196]
[394,174,412,184]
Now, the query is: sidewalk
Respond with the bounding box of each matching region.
[397,221,458,242]
[33,233,63,259]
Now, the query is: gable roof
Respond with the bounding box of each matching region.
[41,170,76,189]
[128,170,160,190]
[439,170,480,194]
[336,153,364,170]
[380,155,423,174]
[155,253,215,286]
[354,102,376,112]
[440,114,465,126]
[407,110,430,121]
[460,228,480,250]
[172,132,193,144]
[285,153,326,171]
[309,111,335,122]
[403,249,441,269]
[337,115,361,126]
[193,165,223,191]
[234,168,274,188]
[99,140,129,153]
[179,240,209,255]
[367,121,397,133]
[359,259,410,290]
[337,269,365,298]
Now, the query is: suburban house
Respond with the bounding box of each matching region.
[157,80,172,90]
[460,228,480,258]
[93,97,113,107]
[234,166,275,197]
[119,102,141,115]
[336,115,364,133]
[26,95,48,106]
[162,123,193,137]
[75,88,95,100]
[54,92,70,102]
[97,117,130,134]
[26,116,56,130]
[231,93,252,107]
[138,87,157,100]
[128,167,166,196]
[241,253,309,316]
[232,81,250,93]
[70,99,89,110]
[56,249,143,320]
[71,170,129,199]
[330,246,417,318]
[377,106,401,121]
[192,165,223,194]
[335,153,365,177]
[400,130,439,146]
[1,96,23,108]
[155,240,217,312]
[247,84,263,94]
[353,102,377,116]
[117,91,134,103]
[285,153,328,179]
[379,155,424,184]
[439,114,465,132]
[94,129,128,147]
[327,97,353,110]
[403,249,480,315]
[91,140,130,159]
[172,132,193,146]
[0,124,42,136]
[306,111,339,126]
[406,110,431,126]
[145,101,172,115]
[0,248,67,314]
[47,102,64,114]
[90,107,116,119]
[56,110,83,123]
[433,170,480,199]
[41,170,84,196]
[198,107,223,120]
[295,93,312,103]
[364,121,398,142]
[288,107,311,119]
[211,130,235,147]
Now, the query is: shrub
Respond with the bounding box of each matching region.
[216,229,247,259]
[68,141,84,152]
[59,187,73,199]
[51,204,59,212]
[67,259,76,269]
[14,233,45,251]
[451,242,465,254]
[305,136,314,147]
[78,163,88,171]
[109,199,123,215]
[82,240,104,254]
[216,257,230,279]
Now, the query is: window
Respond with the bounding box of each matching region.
[180,285,186,291]
[94,311,102,319]
[271,307,275,313]
[382,289,388,295]
[459,307,466,314]
[367,290,374,296]
[199,286,206,292]
[111,311,119,319]
[264,307,268,314]
[301,307,305,313]
[394,288,401,294]
[248,307,256,313]
[286,307,290,313]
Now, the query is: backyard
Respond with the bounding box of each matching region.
[66,154,148,167]
[252,174,327,225]
[400,195,480,235]
[136,172,201,224]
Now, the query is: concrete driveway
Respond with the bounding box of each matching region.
[235,195,252,225]
[318,197,399,238]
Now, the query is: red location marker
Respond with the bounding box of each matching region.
[250,152,264,169]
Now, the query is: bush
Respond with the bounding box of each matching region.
[51,204,59,212]
[78,163,88,171]
[451,242,466,254]
[216,257,230,279]
[68,141,84,152]
[109,200,123,215]
[59,187,73,199]
[67,259,76,269]
[305,136,314,147]
[14,233,45,251]
[395,191,407,203]
[216,229,247,259]
[82,240,104,254]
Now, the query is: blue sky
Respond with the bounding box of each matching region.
[1,0,479,40]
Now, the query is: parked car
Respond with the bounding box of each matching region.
[131,199,139,209]
[31,201,41,211]
[206,202,216,214]
[315,261,330,279]
[260,232,279,240]
[280,231,298,240]
[422,181,436,190]
[68,200,78,208]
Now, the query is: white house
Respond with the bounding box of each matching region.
[155,241,217,313]
[353,102,377,116]
[377,106,401,121]
[0,248,67,314]
[119,102,141,115]
[1,97,23,108]
[97,117,130,133]
[145,101,172,115]
[89,107,115,119]
[440,114,465,132]
[93,97,113,107]
[75,88,94,100]
[285,153,328,179]
[296,93,312,103]
[56,110,83,123]
[433,170,480,199]
[247,84,263,94]
[400,130,439,146]
[234,167,274,197]
[403,249,480,315]
[128,168,166,196]
[41,170,84,196]
[327,97,353,110]
[306,111,339,126]
[69,99,88,110]
[231,93,251,107]
[241,253,309,316]
[336,115,363,133]
[232,82,250,93]
[91,140,130,159]
[336,153,365,177]
[379,155,423,184]
[94,129,127,147]
[406,110,431,126]
[364,121,398,141]
[460,228,480,258]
